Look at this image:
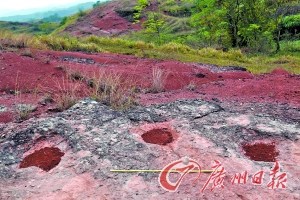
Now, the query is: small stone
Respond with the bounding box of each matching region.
[182,156,190,165]
[0,105,7,112]
[110,137,117,143]
[93,138,101,143]
[42,128,49,132]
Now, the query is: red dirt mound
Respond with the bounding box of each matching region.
[64,1,141,36]
[271,68,290,76]
[19,147,65,171]
[242,142,279,162]
[142,128,174,145]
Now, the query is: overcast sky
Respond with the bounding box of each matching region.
[0,0,98,17]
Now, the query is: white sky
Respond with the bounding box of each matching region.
[0,0,97,16]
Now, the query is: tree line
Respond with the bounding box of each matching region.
[135,0,300,53]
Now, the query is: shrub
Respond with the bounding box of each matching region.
[282,14,300,28]
[198,48,246,62]
[15,104,36,121]
[198,47,220,58]
[223,49,247,62]
[20,49,33,57]
[134,40,155,49]
[281,40,300,52]
[78,9,87,18]
[77,43,103,53]
[159,42,194,54]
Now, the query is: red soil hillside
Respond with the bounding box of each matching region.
[63,0,141,36]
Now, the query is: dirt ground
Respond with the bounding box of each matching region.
[0,49,299,123]
[0,49,299,199]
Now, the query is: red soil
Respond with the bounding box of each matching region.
[0,111,14,123]
[19,147,64,172]
[64,1,141,36]
[0,49,299,123]
[0,50,66,92]
[198,69,300,106]
[242,142,279,162]
[142,128,174,145]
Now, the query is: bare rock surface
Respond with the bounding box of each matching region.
[0,99,299,199]
[0,105,7,113]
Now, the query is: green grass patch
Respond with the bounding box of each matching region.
[280,40,300,54]
[1,30,299,74]
[51,14,81,35]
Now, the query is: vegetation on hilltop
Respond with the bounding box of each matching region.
[128,0,300,52]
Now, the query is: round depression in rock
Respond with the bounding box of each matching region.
[141,128,174,145]
[19,147,65,172]
[242,142,279,162]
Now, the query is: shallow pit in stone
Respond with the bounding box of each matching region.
[195,73,206,78]
[19,147,64,171]
[242,142,279,162]
[142,128,174,145]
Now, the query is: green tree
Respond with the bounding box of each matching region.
[222,0,244,48]
[78,9,86,17]
[38,22,59,34]
[134,0,149,22]
[188,0,229,47]
[93,1,101,8]
[265,0,299,52]
[60,17,68,26]
[143,12,165,44]
[187,0,297,52]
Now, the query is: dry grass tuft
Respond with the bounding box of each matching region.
[52,78,80,111]
[186,81,197,91]
[88,71,137,110]
[68,71,85,81]
[150,67,168,93]
[15,104,36,121]
[20,49,33,57]
[56,92,78,111]
[16,108,32,121]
